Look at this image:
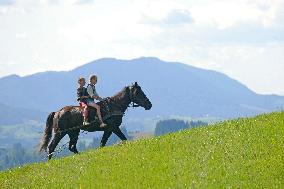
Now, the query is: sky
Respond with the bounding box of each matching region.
[0,0,283,95]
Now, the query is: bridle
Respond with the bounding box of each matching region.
[104,86,149,110]
[128,86,149,108]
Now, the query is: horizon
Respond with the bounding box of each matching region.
[0,0,283,95]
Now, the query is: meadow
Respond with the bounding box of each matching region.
[0,112,283,188]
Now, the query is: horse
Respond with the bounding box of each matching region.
[39,82,152,160]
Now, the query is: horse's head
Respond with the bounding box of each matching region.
[127,82,152,110]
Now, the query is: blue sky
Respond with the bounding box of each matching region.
[0,0,283,95]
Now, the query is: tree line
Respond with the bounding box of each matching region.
[0,127,132,171]
[0,120,207,171]
[155,119,207,136]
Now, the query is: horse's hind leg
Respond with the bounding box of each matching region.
[48,133,65,160]
[68,130,80,154]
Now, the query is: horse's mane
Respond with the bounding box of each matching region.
[109,86,128,102]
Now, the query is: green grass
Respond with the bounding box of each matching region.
[1,112,284,188]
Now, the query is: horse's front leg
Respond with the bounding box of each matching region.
[100,130,112,147]
[113,127,127,142]
[68,130,80,154]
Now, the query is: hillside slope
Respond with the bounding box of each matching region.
[1,112,283,188]
[0,57,283,120]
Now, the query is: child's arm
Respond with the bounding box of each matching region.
[87,85,103,101]
[77,88,83,101]
[87,85,94,98]
[93,87,104,101]
[95,96,104,101]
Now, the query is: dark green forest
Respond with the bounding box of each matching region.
[155,119,207,136]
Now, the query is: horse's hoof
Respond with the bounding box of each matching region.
[48,154,52,160]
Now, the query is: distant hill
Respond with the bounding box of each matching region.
[0,103,47,125]
[0,57,283,120]
[1,112,283,188]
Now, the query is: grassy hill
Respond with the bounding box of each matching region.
[1,112,284,188]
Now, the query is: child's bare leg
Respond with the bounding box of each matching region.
[90,103,106,127]
[83,105,88,121]
[96,107,104,123]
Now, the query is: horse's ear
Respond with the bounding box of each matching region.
[134,82,138,86]
[127,86,132,92]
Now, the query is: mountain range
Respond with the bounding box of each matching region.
[0,102,46,125]
[0,57,283,124]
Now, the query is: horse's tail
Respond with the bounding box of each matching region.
[39,112,55,153]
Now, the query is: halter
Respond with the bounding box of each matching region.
[128,86,149,108]
[105,86,149,110]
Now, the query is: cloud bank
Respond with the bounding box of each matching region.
[0,0,283,95]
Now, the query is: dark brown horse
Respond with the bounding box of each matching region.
[39,82,152,160]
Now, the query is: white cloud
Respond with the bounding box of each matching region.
[0,0,284,95]
[75,0,95,5]
[189,0,284,29]
[0,0,15,6]
[142,9,194,27]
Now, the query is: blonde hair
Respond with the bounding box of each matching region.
[78,77,85,83]
[89,75,97,82]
